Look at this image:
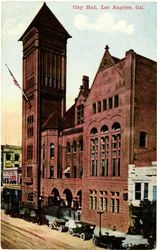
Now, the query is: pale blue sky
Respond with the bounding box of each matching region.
[1,1,157,145]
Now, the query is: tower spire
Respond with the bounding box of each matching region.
[105,45,110,51]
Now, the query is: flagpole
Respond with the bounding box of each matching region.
[5,64,32,108]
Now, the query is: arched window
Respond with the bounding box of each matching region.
[112,122,121,177]
[79,139,83,151]
[63,189,73,207]
[140,131,147,148]
[50,143,54,158]
[90,127,98,177]
[101,125,109,134]
[66,142,70,153]
[112,122,121,131]
[90,127,98,135]
[72,141,77,152]
[100,125,109,177]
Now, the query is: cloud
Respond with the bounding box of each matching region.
[74,13,134,35]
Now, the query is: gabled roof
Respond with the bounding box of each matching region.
[19,2,71,41]
[42,111,63,130]
[98,45,120,72]
[63,104,75,129]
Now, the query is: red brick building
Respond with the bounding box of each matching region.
[20,3,156,232]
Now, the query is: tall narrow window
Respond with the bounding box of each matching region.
[15,154,19,161]
[135,183,141,200]
[115,199,120,213]
[6,153,11,161]
[73,165,77,178]
[27,114,34,138]
[109,97,113,109]
[98,101,101,112]
[72,141,77,152]
[42,144,45,159]
[114,95,119,108]
[90,190,97,210]
[50,143,54,158]
[111,192,119,213]
[99,191,108,211]
[50,166,54,178]
[78,165,83,178]
[66,142,70,153]
[79,139,83,151]
[27,166,32,177]
[91,159,97,176]
[77,105,84,124]
[101,125,109,177]
[90,128,98,177]
[103,99,107,111]
[111,123,121,177]
[140,131,147,148]
[111,198,115,212]
[27,145,33,160]
[92,103,96,114]
[144,183,148,199]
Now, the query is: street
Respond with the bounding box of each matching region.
[1,210,103,249]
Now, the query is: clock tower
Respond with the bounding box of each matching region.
[19,3,71,207]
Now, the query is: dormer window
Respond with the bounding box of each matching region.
[77,104,84,124]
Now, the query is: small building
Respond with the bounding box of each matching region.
[128,162,157,207]
[1,144,22,185]
[1,145,22,210]
[128,162,156,239]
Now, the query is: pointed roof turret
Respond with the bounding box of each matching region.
[19,2,71,41]
[98,45,120,71]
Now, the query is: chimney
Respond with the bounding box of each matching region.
[82,75,89,90]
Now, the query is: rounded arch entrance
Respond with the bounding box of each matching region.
[63,188,73,208]
[48,187,60,206]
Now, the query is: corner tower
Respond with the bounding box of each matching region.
[19,3,71,207]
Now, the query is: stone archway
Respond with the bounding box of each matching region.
[48,188,60,206]
[63,189,73,208]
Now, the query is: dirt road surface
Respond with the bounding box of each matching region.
[1,210,103,249]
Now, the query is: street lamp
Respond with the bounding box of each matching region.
[38,196,42,225]
[97,210,104,237]
[38,196,43,211]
